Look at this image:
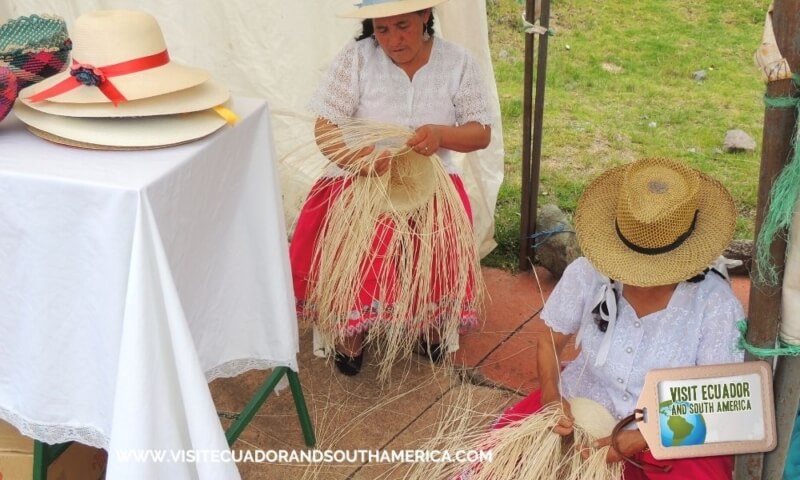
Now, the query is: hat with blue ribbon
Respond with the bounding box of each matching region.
[340,0,448,19]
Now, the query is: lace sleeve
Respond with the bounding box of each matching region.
[541,257,595,335]
[307,41,361,124]
[696,280,746,365]
[453,51,492,126]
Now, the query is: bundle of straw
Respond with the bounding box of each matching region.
[300,119,484,381]
[405,396,623,480]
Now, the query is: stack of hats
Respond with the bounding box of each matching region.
[14,9,234,150]
[0,14,72,122]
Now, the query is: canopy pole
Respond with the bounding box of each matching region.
[736,1,800,478]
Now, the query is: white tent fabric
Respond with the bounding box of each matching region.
[1,0,504,256]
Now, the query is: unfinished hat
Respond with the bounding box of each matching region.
[22,10,208,105]
[13,100,226,149]
[18,79,229,117]
[574,157,736,287]
[382,150,436,212]
[340,0,448,19]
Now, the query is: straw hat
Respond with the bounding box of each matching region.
[13,100,226,149]
[383,150,436,212]
[23,10,208,104]
[18,79,229,118]
[340,0,448,19]
[574,157,736,287]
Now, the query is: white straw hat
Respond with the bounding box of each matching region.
[340,0,448,19]
[13,100,226,149]
[18,80,229,118]
[22,10,208,104]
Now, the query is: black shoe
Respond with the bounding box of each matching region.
[417,339,444,363]
[334,351,364,376]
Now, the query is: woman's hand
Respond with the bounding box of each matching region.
[337,145,393,176]
[407,124,442,156]
[541,393,574,436]
[591,429,648,463]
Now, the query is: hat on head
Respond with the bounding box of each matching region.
[574,157,736,287]
[23,10,208,105]
[340,0,448,19]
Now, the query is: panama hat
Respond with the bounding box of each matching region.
[18,79,229,118]
[13,100,227,149]
[23,10,208,105]
[574,157,736,287]
[340,0,448,19]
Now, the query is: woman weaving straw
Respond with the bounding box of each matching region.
[469,158,745,479]
[290,0,492,377]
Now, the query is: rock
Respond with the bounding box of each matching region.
[534,204,581,277]
[692,70,707,81]
[723,129,757,153]
[722,239,753,276]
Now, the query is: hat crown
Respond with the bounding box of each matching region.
[71,10,167,66]
[616,158,700,250]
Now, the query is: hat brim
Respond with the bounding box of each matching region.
[21,61,209,104]
[14,100,227,149]
[340,0,448,19]
[574,163,737,287]
[19,80,229,118]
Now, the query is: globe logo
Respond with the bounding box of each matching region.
[658,400,707,447]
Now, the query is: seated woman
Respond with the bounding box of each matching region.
[496,157,745,479]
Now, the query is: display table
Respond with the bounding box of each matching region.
[0,97,299,479]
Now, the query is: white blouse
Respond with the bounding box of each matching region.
[307,36,492,175]
[542,257,745,422]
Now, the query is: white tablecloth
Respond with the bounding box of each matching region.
[0,97,299,479]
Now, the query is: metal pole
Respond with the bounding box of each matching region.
[518,0,550,270]
[735,1,800,478]
[518,0,537,270]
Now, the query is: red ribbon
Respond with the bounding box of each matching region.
[26,50,171,106]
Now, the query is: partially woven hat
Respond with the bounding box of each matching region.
[0,14,71,91]
[575,157,736,287]
[383,150,436,212]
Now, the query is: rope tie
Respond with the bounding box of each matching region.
[528,225,575,249]
[737,320,800,357]
[756,74,800,286]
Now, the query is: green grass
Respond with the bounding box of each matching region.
[481,0,770,270]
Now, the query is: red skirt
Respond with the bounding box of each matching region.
[494,390,735,480]
[290,174,478,336]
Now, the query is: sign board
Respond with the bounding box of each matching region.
[636,361,776,459]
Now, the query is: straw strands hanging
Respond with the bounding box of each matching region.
[291,117,484,381]
[404,396,622,480]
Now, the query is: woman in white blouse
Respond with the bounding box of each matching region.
[495,158,744,479]
[290,0,492,376]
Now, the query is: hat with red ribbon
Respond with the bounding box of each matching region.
[23,10,209,106]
